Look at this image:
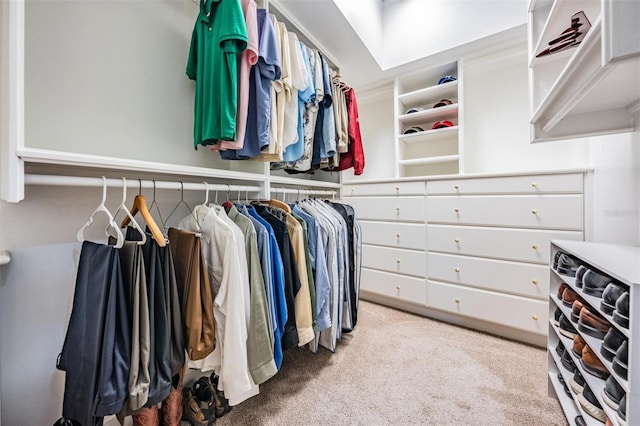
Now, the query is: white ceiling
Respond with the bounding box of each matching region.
[270,0,528,89]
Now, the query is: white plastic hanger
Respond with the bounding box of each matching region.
[77,176,124,248]
[112,177,147,245]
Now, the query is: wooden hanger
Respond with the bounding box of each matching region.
[120,181,167,247]
[112,178,147,246]
[252,188,292,213]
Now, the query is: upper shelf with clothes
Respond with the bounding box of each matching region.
[1,0,356,203]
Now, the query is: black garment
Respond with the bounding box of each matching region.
[327,201,358,330]
[58,241,130,426]
[254,205,300,350]
[159,245,186,379]
[126,228,172,406]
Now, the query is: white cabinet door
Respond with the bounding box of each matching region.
[426,194,583,230]
[362,245,425,278]
[426,224,583,264]
[360,268,427,305]
[426,173,583,195]
[348,196,425,222]
[359,221,425,250]
[428,252,549,300]
[427,280,548,335]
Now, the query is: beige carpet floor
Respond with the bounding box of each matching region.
[213,300,566,426]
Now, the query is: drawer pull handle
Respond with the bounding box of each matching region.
[532,209,538,215]
[454,268,460,273]
[454,238,460,244]
[396,233,400,239]
[396,285,401,291]
[396,259,401,264]
[454,208,459,213]
[351,188,355,192]
[532,244,538,250]
[532,315,539,321]
[454,185,459,190]
[396,206,400,212]
[455,298,460,304]
[531,182,538,188]
[532,279,538,285]
[395,186,400,191]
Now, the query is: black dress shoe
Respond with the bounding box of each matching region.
[602,376,624,411]
[601,328,626,362]
[561,348,577,373]
[613,291,629,328]
[555,340,566,358]
[575,265,589,288]
[570,370,585,395]
[578,385,606,422]
[582,269,611,297]
[552,251,563,270]
[617,394,627,425]
[553,307,562,327]
[574,415,586,426]
[612,340,628,380]
[559,314,578,340]
[601,282,626,314]
[557,373,572,398]
[556,253,580,276]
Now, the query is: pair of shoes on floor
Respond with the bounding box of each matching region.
[182,373,232,425]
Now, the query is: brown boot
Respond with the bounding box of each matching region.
[132,405,159,426]
[161,374,184,426]
[182,388,208,426]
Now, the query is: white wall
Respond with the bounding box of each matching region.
[342,88,396,182]
[586,131,640,245]
[462,45,588,174]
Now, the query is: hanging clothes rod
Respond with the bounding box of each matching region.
[270,187,337,196]
[24,174,263,193]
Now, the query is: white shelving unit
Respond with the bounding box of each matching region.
[393,61,463,177]
[548,240,640,426]
[528,0,640,142]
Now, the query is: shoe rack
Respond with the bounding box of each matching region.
[527,0,640,142]
[548,240,639,426]
[393,61,463,178]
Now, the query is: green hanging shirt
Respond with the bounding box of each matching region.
[186,0,248,148]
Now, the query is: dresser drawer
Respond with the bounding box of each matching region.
[426,173,583,195]
[361,268,426,305]
[426,224,583,264]
[342,181,425,197]
[348,196,425,222]
[426,194,583,230]
[362,245,425,277]
[359,221,425,250]
[428,252,549,300]
[427,280,548,335]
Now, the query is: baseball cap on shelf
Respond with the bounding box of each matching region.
[437,75,457,85]
[405,107,424,114]
[403,126,425,134]
[433,99,452,108]
[432,120,454,129]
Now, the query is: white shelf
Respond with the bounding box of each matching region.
[269,175,342,189]
[528,0,640,142]
[397,81,458,107]
[399,104,458,127]
[549,240,639,426]
[398,155,459,167]
[394,61,462,178]
[398,126,459,144]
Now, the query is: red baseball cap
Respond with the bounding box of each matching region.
[432,120,454,129]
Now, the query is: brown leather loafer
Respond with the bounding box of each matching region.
[571,300,584,323]
[557,283,569,300]
[562,287,580,307]
[578,306,611,339]
[581,345,610,379]
[572,335,586,357]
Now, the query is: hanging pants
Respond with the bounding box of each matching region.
[57,241,131,426]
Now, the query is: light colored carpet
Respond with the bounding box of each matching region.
[213,300,566,426]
